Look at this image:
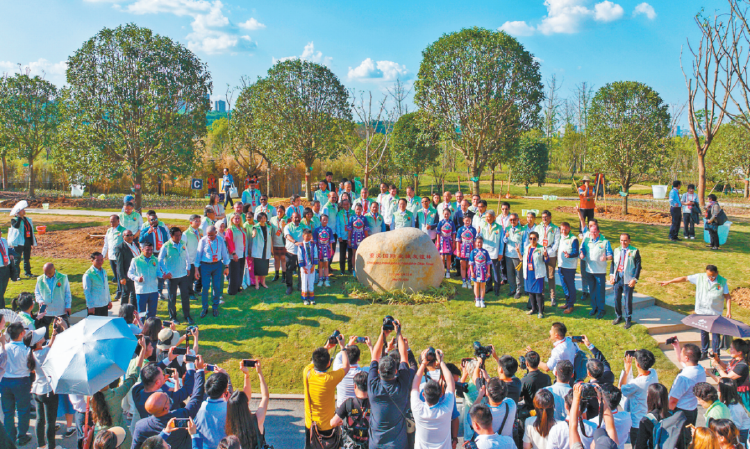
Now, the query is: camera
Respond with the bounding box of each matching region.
[571,336,584,343]
[383,315,396,331]
[455,382,469,397]
[711,367,720,376]
[473,341,492,360]
[624,350,636,358]
[519,356,527,371]
[356,336,367,343]
[327,330,341,345]
[185,355,197,362]
[425,347,437,363]
[666,337,677,345]
[476,377,486,390]
[162,321,172,327]
[186,326,198,335]
[243,359,257,368]
[164,368,176,377]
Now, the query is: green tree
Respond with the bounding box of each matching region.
[588,81,670,213]
[710,122,750,197]
[228,80,273,180]
[63,24,212,209]
[0,72,60,197]
[510,131,549,194]
[415,27,543,195]
[253,59,350,199]
[390,112,440,190]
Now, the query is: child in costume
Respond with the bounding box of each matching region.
[455,215,477,289]
[346,203,369,277]
[313,214,334,287]
[436,207,455,279]
[469,236,492,308]
[297,229,318,305]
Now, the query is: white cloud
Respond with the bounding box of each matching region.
[594,1,624,21]
[347,58,408,82]
[499,0,627,36]
[0,59,68,87]
[238,18,265,30]
[633,2,656,20]
[499,21,536,36]
[90,0,261,54]
[274,42,333,66]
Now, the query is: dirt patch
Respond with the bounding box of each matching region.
[731,288,750,310]
[0,196,87,208]
[35,226,110,259]
[555,205,672,225]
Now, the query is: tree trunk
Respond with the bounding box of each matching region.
[134,171,143,211]
[745,179,749,199]
[697,153,707,207]
[413,175,418,192]
[267,164,271,198]
[1,156,6,190]
[490,168,495,194]
[28,158,35,198]
[364,162,370,194]
[471,162,480,195]
[623,194,629,215]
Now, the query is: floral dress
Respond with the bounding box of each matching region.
[436,219,455,255]
[469,248,492,283]
[455,225,478,260]
[347,214,368,249]
[313,226,334,260]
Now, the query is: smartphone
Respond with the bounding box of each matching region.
[624,350,636,358]
[461,357,474,367]
[206,364,216,372]
[173,418,189,428]
[185,354,197,362]
[162,321,172,327]
[164,368,176,376]
[172,347,187,355]
[39,304,47,314]
[571,336,584,343]
[243,359,257,368]
[356,337,367,343]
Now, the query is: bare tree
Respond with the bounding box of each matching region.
[339,90,396,191]
[386,77,412,118]
[543,74,563,141]
[572,82,594,171]
[682,11,735,206]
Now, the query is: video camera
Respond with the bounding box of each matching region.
[473,341,492,360]
[425,346,437,364]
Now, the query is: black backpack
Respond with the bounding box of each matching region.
[344,398,370,449]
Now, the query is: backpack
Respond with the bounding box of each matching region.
[715,208,728,226]
[573,350,589,383]
[344,397,370,449]
[646,410,686,449]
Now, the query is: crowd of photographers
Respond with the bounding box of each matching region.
[0,302,271,449]
[304,317,750,449]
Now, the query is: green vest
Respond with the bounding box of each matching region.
[36,272,68,315]
[133,254,159,278]
[612,245,639,283]
[365,212,384,234]
[695,273,728,316]
[415,208,438,233]
[392,210,414,229]
[557,234,578,270]
[250,224,272,259]
[83,265,109,305]
[105,225,127,256]
[582,236,610,274]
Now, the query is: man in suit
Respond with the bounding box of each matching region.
[610,233,642,330]
[115,230,140,306]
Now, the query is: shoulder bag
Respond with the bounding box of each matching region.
[304,370,341,449]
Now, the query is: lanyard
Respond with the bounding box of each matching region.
[0,240,8,265]
[206,239,219,259]
[128,243,140,257]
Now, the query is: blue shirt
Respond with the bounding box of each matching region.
[222,174,234,190]
[546,382,572,421]
[669,187,682,208]
[194,399,227,449]
[194,236,230,268]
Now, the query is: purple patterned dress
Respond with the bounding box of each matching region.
[469,248,492,283]
[313,226,334,260]
[456,225,477,260]
[347,214,368,249]
[436,219,455,255]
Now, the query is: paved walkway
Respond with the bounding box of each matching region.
[0,208,192,221]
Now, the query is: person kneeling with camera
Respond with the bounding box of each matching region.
[411,347,455,449]
[465,403,515,449]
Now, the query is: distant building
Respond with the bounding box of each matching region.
[215,100,226,113]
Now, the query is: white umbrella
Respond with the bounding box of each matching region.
[42,316,138,395]
[9,200,28,216]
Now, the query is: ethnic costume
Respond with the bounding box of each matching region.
[297,241,318,304]
[313,226,335,261]
[455,225,477,260]
[436,219,455,255]
[468,248,492,283]
[346,214,368,249]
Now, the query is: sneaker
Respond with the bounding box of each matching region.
[219,299,225,305]
[445,272,450,279]
[624,320,633,330]
[538,312,544,319]
[310,299,316,305]
[475,300,480,307]
[317,281,324,287]
[17,435,31,446]
[64,427,77,437]
[461,281,466,288]
[325,280,331,287]
[690,236,695,240]
[480,300,486,308]
[303,300,310,305]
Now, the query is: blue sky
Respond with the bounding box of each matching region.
[0,0,724,126]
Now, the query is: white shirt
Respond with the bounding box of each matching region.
[490,399,517,437]
[619,368,658,429]
[3,341,31,379]
[523,416,548,449]
[411,390,455,449]
[332,351,369,408]
[474,434,516,449]
[668,364,706,410]
[730,402,750,431]
[590,410,632,449]
[686,274,729,294]
[547,419,596,449]
[547,337,578,373]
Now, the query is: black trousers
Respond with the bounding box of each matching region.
[188,264,196,296]
[34,392,59,448]
[529,293,544,313]
[613,277,634,320]
[88,306,108,316]
[486,258,503,294]
[304,427,333,449]
[708,226,720,248]
[339,240,353,273]
[109,260,121,296]
[168,275,192,319]
[228,258,244,295]
[329,236,338,263]
[579,208,595,232]
[682,213,695,238]
[678,407,698,448]
[285,252,299,287]
[223,189,234,208]
[0,265,10,309]
[122,279,136,305]
[13,243,31,276]
[669,207,681,239]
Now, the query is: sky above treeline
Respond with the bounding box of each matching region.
[0,0,725,127]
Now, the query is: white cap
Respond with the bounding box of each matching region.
[29,327,46,346]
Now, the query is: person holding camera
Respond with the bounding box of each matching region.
[411,347,455,449]
[489,346,522,404]
[529,322,577,375]
[330,371,371,449]
[587,384,630,449]
[465,403,515,449]
[618,348,658,445]
[334,336,372,408]
[660,264,732,360]
[563,383,620,449]
[667,338,706,445]
[303,333,351,449]
[224,360,271,449]
[519,351,552,415]
[368,316,415,449]
[193,367,232,449]
[131,356,206,449]
[544,360,574,422]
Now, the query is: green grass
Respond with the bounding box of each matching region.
[21,196,750,393]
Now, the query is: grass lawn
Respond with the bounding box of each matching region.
[16,197,750,393]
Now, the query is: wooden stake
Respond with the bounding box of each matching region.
[457,175,461,193]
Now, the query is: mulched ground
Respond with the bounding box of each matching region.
[555,205,672,225]
[0,196,87,208]
[731,287,750,309]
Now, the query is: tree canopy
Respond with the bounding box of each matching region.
[510,130,549,194]
[390,112,440,190]
[414,27,543,194]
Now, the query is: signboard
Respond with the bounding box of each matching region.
[191,178,204,190]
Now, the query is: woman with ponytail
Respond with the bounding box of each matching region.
[635,383,670,449]
[523,388,556,448]
[709,339,750,411]
[718,377,750,442]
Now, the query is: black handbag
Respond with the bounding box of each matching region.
[305,371,342,449]
[9,260,19,282]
